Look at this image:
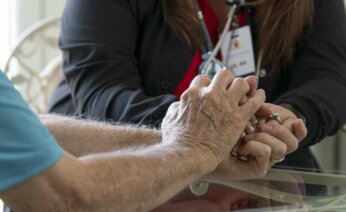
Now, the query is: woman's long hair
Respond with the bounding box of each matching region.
[163,0,314,69]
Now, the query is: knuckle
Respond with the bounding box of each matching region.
[183,87,199,99]
[262,145,272,156]
[220,69,235,78]
[165,102,179,117]
[195,74,210,84]
[277,144,288,156]
[251,133,262,141]
[256,90,266,102]
[201,90,217,101]
[276,125,286,135]
[259,169,269,178]
[236,78,249,91]
[241,105,253,118]
[215,70,235,85]
[239,96,248,105]
[171,102,180,110]
[289,141,299,152]
[229,98,239,109]
[180,92,188,101]
[233,112,246,126]
[284,138,298,153]
[247,100,259,112]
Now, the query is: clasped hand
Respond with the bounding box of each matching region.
[162,69,307,181]
[213,92,308,181]
[162,70,266,174]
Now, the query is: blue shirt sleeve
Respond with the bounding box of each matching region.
[0,71,64,192]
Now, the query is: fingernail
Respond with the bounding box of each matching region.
[251,118,258,125]
[231,151,238,157]
[299,119,306,125]
[246,125,255,133]
[239,155,249,162]
[249,125,255,133]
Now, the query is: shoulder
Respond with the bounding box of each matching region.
[63,0,162,19]
[313,0,346,22]
[311,0,346,40]
[61,0,164,35]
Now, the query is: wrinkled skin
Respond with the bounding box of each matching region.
[161,70,266,168]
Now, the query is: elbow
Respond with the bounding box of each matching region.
[3,187,92,212]
[43,179,94,212]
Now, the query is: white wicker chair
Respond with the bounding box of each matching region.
[3,16,62,114]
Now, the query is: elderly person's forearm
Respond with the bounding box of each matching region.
[40,114,162,157]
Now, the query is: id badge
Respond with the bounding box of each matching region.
[221,26,255,77]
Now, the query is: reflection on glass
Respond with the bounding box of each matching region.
[152,168,346,211]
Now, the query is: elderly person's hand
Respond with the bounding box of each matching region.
[161,70,266,172]
[200,78,278,180]
[208,135,277,180]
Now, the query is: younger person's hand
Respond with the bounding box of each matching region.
[260,103,307,145]
[234,103,307,166]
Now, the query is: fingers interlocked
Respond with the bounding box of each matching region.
[177,70,265,165]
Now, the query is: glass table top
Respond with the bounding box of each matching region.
[191,167,346,211]
[1,169,345,212]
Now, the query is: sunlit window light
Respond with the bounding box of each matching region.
[0,0,17,69]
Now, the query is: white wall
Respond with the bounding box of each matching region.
[0,0,66,69]
[0,1,17,67]
[15,0,66,35]
[16,0,66,68]
[0,0,67,89]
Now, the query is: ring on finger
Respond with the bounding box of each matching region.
[231,151,238,157]
[250,116,258,126]
[269,112,282,124]
[239,155,249,162]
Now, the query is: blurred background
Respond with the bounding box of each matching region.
[0,0,345,210]
[0,0,66,66]
[0,1,66,209]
